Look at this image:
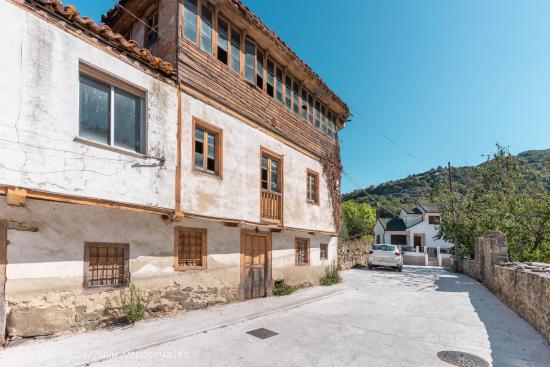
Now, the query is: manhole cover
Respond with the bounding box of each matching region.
[437,351,489,367]
[246,328,278,339]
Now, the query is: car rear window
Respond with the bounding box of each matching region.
[373,245,397,251]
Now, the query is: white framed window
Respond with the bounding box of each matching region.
[78,63,146,154]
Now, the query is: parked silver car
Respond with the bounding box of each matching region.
[368,244,403,272]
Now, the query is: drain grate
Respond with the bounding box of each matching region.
[246,328,278,339]
[437,351,489,367]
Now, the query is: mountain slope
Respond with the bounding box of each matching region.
[343,149,550,217]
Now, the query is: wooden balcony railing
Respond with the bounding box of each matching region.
[261,190,282,222]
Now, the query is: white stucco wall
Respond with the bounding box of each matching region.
[181,93,336,233]
[407,220,453,248]
[0,1,178,209]
[2,197,335,297]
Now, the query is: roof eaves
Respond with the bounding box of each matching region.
[29,0,174,77]
[226,0,350,123]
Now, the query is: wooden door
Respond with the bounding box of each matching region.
[414,235,422,247]
[0,220,7,345]
[241,230,272,299]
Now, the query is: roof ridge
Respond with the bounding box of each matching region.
[26,0,174,76]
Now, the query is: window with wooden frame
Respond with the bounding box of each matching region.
[295,238,310,265]
[230,28,241,74]
[200,3,213,54]
[183,0,198,44]
[217,17,229,64]
[301,89,308,120]
[321,105,327,134]
[320,243,328,260]
[84,243,129,288]
[306,169,319,204]
[327,109,332,137]
[261,152,281,193]
[285,75,292,110]
[307,94,314,124]
[256,48,265,90]
[292,80,300,114]
[276,66,284,103]
[79,63,146,154]
[193,118,222,176]
[145,11,159,48]
[261,149,283,221]
[174,228,207,271]
[244,38,255,83]
[429,215,441,225]
[314,100,321,129]
[266,59,275,97]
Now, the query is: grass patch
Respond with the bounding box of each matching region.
[121,283,151,323]
[320,261,341,286]
[273,279,294,296]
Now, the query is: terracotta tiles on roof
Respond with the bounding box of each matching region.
[26,0,174,76]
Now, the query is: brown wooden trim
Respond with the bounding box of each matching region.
[0,184,173,216]
[173,227,208,271]
[306,168,320,205]
[295,237,310,266]
[191,117,224,178]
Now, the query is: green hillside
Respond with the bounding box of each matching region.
[343,148,550,217]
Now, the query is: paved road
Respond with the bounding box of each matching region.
[2,267,549,367]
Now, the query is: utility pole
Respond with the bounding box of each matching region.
[448,162,458,272]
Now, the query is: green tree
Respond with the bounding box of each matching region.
[435,145,550,262]
[341,201,377,241]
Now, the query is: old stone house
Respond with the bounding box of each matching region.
[0,0,349,342]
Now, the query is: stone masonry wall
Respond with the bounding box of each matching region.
[6,283,241,339]
[338,239,369,270]
[459,232,550,345]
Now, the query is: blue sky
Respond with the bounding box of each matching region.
[74,0,550,193]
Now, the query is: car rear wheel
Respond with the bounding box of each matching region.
[397,266,403,272]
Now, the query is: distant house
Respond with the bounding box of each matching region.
[374,204,453,266]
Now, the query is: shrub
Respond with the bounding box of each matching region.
[273,279,294,296]
[320,261,341,286]
[121,283,151,323]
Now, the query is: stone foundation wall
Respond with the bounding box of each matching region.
[459,232,550,345]
[338,239,369,270]
[6,283,241,339]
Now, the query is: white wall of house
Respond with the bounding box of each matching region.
[2,196,335,299]
[0,1,178,209]
[181,93,335,233]
[407,220,452,248]
[375,210,453,249]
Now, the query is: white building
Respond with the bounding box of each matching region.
[0,0,349,341]
[374,204,454,266]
